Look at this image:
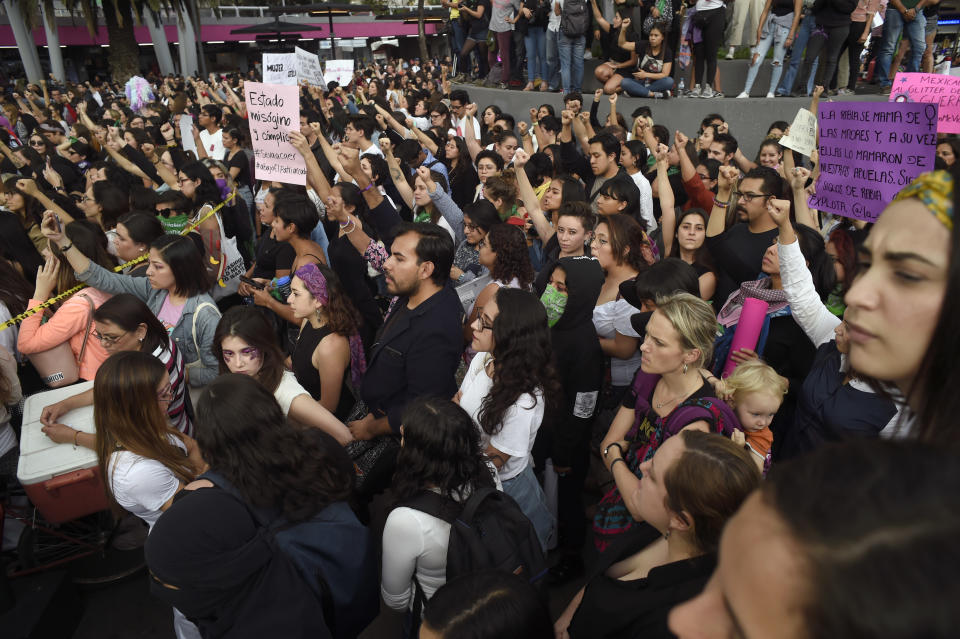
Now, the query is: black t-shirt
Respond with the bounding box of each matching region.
[705,224,779,307]
[327,221,383,350]
[227,149,252,189]
[601,27,632,64]
[637,44,673,75]
[772,0,795,16]
[251,226,295,279]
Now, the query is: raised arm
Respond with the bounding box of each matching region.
[654,145,676,256]
[708,166,739,237]
[289,129,332,203]
[789,166,819,230]
[513,149,556,242]
[16,178,74,224]
[381,138,415,209]
[463,103,484,161]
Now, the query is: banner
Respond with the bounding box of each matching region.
[295,46,326,87]
[889,72,960,133]
[811,102,937,222]
[244,82,306,185]
[179,113,197,156]
[262,53,297,85]
[325,59,355,87]
[778,108,818,156]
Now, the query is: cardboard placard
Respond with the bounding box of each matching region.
[262,53,298,86]
[889,72,960,133]
[324,59,355,88]
[244,82,306,185]
[811,102,937,222]
[779,108,818,156]
[295,46,326,87]
[179,113,197,156]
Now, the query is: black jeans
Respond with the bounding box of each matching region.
[833,20,866,90]
[795,21,850,92]
[692,8,726,86]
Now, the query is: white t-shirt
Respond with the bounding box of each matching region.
[548,0,563,31]
[199,128,225,161]
[274,370,310,417]
[458,353,545,481]
[628,171,657,232]
[594,298,644,387]
[108,436,186,531]
[451,115,481,140]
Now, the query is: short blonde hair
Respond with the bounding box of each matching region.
[724,360,789,405]
[654,292,719,368]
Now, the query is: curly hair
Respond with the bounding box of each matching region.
[487,224,535,290]
[304,263,363,338]
[196,374,355,522]
[478,289,562,437]
[827,227,856,295]
[598,213,651,272]
[392,398,496,503]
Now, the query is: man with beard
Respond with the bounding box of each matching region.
[705,166,782,304]
[350,222,464,443]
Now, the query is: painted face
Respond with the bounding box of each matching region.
[220,335,264,378]
[556,215,588,257]
[735,391,781,432]
[470,295,499,352]
[844,199,949,391]
[287,276,320,320]
[677,214,707,252]
[93,319,143,355]
[145,248,177,292]
[639,309,693,376]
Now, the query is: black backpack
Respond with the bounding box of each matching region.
[405,486,548,615]
[561,0,590,37]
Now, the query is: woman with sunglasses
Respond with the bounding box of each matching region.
[41,293,195,438]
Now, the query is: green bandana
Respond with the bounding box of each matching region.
[158,213,190,235]
[540,285,568,327]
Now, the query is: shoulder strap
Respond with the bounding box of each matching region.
[76,293,96,364]
[459,485,498,523]
[191,301,219,361]
[403,491,461,524]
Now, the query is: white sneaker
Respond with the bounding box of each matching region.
[584,50,593,60]
[736,91,749,98]
[766,92,775,98]
[688,84,702,98]
[700,84,716,98]
[725,46,735,60]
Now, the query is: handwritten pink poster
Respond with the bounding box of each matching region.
[889,72,960,134]
[243,81,306,185]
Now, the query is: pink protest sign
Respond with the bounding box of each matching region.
[810,102,937,222]
[722,298,768,379]
[243,81,306,185]
[889,72,960,133]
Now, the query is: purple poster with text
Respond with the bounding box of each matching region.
[811,101,938,222]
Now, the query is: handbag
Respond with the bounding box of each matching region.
[28,294,95,388]
[343,400,401,491]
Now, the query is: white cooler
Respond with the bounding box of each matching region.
[16,382,110,523]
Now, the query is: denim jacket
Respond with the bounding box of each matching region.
[75,262,222,386]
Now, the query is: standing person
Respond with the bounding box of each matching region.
[790,0,856,96]
[520,0,551,91]
[222,127,254,213]
[689,0,727,98]
[921,0,941,73]
[545,255,605,583]
[489,0,520,90]
[834,0,880,95]
[197,104,225,161]
[458,288,559,550]
[559,0,590,94]
[545,0,564,92]
[458,0,492,82]
[736,0,801,98]
[874,0,927,93]
[591,3,636,95]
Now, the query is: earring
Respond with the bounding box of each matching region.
[663,529,672,540]
[682,363,688,375]
[315,308,322,322]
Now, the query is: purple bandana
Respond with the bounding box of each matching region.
[295,263,367,389]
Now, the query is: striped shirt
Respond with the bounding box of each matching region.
[153,338,192,437]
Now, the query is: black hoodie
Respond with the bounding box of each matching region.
[550,256,605,467]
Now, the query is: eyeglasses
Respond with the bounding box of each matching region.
[81,195,94,203]
[177,177,192,184]
[93,330,127,346]
[157,383,174,402]
[156,207,180,217]
[30,140,44,147]
[464,222,478,232]
[222,347,261,362]
[477,238,487,249]
[473,314,493,332]
[734,191,771,203]
[696,173,712,181]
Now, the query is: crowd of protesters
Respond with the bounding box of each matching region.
[0,53,958,639]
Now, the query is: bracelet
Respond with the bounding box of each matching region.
[713,197,729,209]
[604,441,623,457]
[610,457,626,473]
[361,183,374,193]
[54,186,65,192]
[60,243,73,252]
[73,429,81,448]
[343,221,357,235]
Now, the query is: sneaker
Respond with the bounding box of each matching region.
[837,87,854,96]
[498,82,508,90]
[714,91,724,98]
[766,92,775,98]
[663,90,672,99]
[736,91,750,98]
[688,84,702,98]
[584,50,593,60]
[725,46,736,60]
[701,84,716,98]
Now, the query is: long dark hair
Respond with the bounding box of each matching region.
[93,293,169,355]
[0,258,32,317]
[669,208,715,271]
[213,306,286,394]
[761,439,960,637]
[196,374,354,522]
[179,161,221,208]
[478,289,561,437]
[827,227,856,295]
[795,224,836,300]
[392,398,496,503]
[51,220,115,295]
[487,224,534,290]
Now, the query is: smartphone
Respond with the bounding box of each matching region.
[53,214,62,234]
[239,275,265,290]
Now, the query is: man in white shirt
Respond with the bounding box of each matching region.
[449,89,481,139]
[197,104,225,161]
[344,115,384,158]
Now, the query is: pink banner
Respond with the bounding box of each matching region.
[244,82,306,186]
[722,298,769,378]
[889,72,960,134]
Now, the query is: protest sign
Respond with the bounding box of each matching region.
[295,46,326,87]
[811,102,937,222]
[325,59,355,87]
[779,108,818,156]
[179,113,197,156]
[889,72,960,133]
[244,82,306,185]
[262,53,297,85]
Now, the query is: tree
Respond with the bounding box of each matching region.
[417,0,429,62]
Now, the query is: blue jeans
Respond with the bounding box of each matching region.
[546,28,561,89]
[875,7,926,87]
[621,75,675,97]
[778,14,817,96]
[502,463,556,552]
[743,21,790,94]
[525,26,548,82]
[558,33,585,93]
[450,20,466,68]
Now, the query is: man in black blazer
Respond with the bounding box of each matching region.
[350,222,464,441]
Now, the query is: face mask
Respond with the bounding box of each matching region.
[158,213,190,235]
[214,178,230,200]
[540,285,568,327]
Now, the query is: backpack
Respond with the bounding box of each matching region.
[202,471,379,639]
[560,0,590,37]
[405,486,548,616]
